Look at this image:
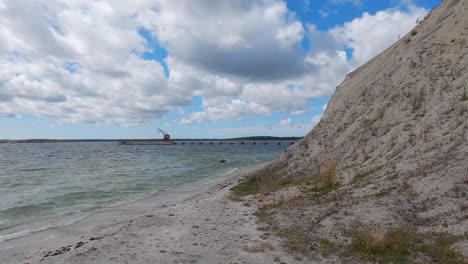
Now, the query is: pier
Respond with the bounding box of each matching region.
[118,140,296,146]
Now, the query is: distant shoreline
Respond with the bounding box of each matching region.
[0,136,303,144]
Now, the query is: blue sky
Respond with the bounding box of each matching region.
[0,0,439,139]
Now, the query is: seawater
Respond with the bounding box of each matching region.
[0,142,288,241]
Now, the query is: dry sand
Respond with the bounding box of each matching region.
[0,166,306,264]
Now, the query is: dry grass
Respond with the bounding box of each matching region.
[348,227,465,263]
[230,174,261,197]
[230,172,292,199]
[259,175,292,194]
[298,157,341,195]
[349,227,415,263]
[233,157,341,199]
[276,227,314,256]
[322,157,337,187]
[319,238,338,257]
[247,157,343,259]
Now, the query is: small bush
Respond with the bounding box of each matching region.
[422,234,465,263]
[319,238,337,257]
[349,228,465,263]
[321,157,339,190]
[231,173,293,198]
[302,157,340,195]
[350,228,416,263]
[259,175,292,194]
[230,175,261,197]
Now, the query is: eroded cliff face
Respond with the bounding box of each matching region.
[263,0,467,195]
[253,0,467,261]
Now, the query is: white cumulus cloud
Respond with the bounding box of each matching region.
[0,0,428,127]
[330,6,427,65]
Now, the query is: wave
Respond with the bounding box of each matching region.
[17,167,48,172]
[0,214,88,244]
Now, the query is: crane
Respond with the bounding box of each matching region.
[157,128,171,141]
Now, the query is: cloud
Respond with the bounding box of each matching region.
[278,118,294,127]
[291,110,307,115]
[0,112,18,118]
[312,114,323,124]
[180,98,271,124]
[139,0,306,81]
[202,123,309,138]
[180,112,207,125]
[330,5,427,65]
[0,0,185,125]
[0,0,428,127]
[329,0,363,7]
[319,10,329,18]
[277,117,308,129]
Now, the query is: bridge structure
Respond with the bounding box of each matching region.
[118,140,296,146]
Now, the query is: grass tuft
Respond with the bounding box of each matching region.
[350,228,415,263]
[301,157,340,195]
[230,172,293,198]
[349,227,465,263]
[259,175,292,194]
[230,175,261,197]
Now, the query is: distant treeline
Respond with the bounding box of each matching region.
[0,139,120,143]
[0,136,302,143]
[227,136,303,141]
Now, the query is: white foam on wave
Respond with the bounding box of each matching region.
[0,213,89,244]
[0,229,39,244]
[205,167,239,183]
[224,167,239,175]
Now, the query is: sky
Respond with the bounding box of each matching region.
[0,0,440,139]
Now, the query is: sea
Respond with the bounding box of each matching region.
[0,141,289,243]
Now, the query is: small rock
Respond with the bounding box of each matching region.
[75,242,85,249]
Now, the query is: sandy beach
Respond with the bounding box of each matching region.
[0,165,305,264]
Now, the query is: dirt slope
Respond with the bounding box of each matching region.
[252,0,467,262]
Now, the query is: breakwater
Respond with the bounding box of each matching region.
[119,140,296,146]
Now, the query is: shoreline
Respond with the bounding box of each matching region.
[0,163,300,264]
[0,165,244,244]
